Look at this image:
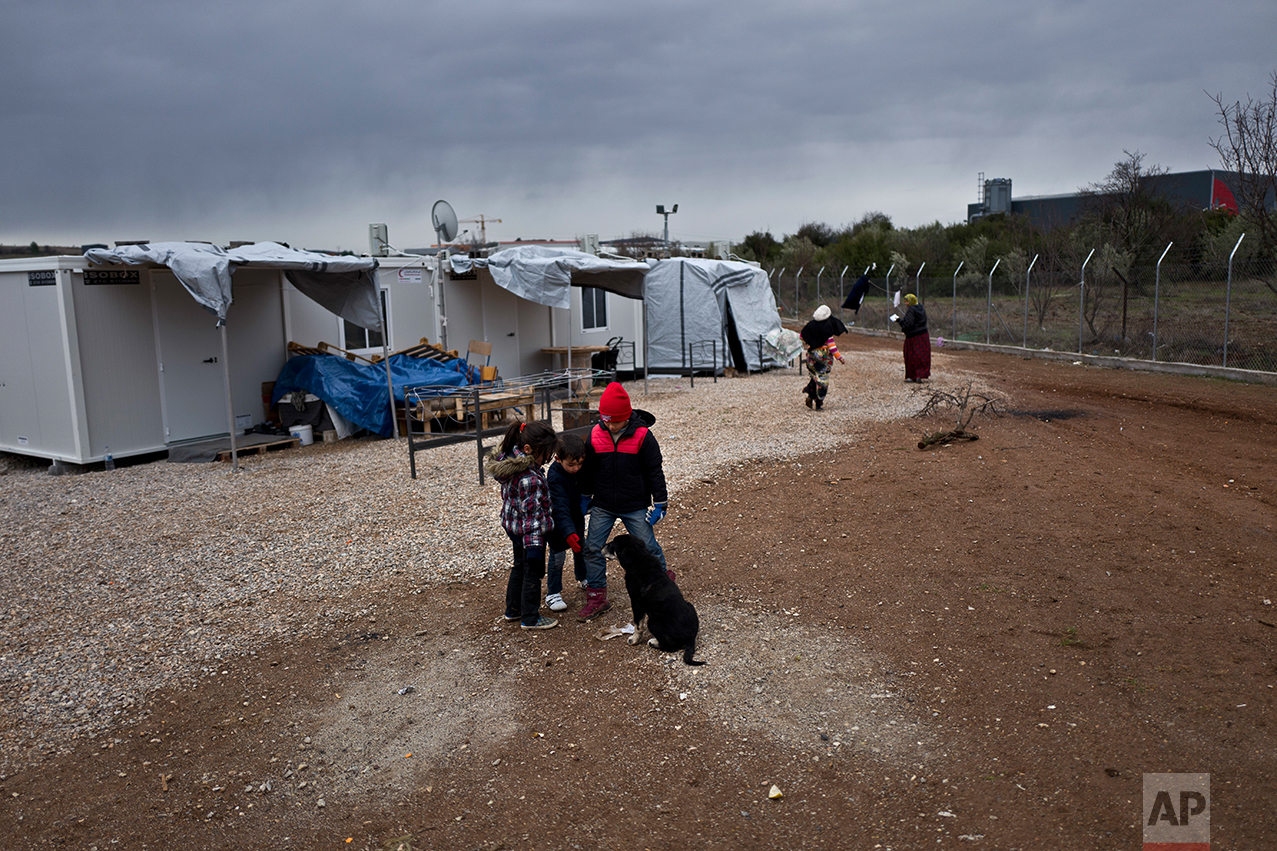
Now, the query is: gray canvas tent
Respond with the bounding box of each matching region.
[642,258,783,373]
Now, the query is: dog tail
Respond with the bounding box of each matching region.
[682,640,706,666]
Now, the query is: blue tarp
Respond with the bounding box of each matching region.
[271,354,474,437]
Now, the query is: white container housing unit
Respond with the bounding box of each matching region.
[0,254,319,464]
[0,245,649,466]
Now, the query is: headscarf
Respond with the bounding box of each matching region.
[813,304,831,321]
[904,294,918,305]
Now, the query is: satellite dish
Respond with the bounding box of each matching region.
[431,199,459,243]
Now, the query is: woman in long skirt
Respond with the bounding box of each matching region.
[895,294,930,381]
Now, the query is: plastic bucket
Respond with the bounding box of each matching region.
[288,424,314,446]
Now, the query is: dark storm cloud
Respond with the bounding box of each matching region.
[2,0,1275,247]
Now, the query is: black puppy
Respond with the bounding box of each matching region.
[601,534,704,666]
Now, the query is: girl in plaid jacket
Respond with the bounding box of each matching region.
[484,420,559,630]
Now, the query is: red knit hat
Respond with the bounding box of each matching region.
[598,382,632,421]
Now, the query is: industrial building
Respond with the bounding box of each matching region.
[965,170,1264,228]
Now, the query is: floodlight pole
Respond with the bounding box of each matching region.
[656,204,678,257]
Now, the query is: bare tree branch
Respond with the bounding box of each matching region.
[913,381,1002,449]
[1208,71,1277,253]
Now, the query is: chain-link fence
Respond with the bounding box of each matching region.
[770,257,1277,374]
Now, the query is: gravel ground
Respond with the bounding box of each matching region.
[0,349,968,774]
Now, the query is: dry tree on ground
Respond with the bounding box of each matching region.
[912,381,1002,449]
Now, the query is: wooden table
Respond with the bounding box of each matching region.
[454,390,536,430]
[542,345,613,391]
[412,388,536,430]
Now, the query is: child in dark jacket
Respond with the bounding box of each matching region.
[545,433,587,612]
[483,420,559,630]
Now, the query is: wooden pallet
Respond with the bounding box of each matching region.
[290,337,473,371]
[286,340,377,364]
[216,436,300,462]
[287,341,326,357]
[372,337,461,363]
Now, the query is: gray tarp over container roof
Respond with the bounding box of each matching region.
[83,241,382,329]
[81,240,387,467]
[449,244,648,308]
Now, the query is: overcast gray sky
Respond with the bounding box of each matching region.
[2,0,1274,252]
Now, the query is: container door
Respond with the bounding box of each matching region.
[152,271,228,442]
[480,277,522,376]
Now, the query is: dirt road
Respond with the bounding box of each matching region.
[2,335,1274,850]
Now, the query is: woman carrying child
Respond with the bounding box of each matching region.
[484,420,560,630]
[799,304,847,410]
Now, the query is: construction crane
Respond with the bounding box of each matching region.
[459,215,502,245]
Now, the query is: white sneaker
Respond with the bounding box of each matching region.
[546,593,568,612]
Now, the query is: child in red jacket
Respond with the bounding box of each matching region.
[576,382,668,621]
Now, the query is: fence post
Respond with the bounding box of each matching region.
[838,266,849,323]
[1224,233,1245,368]
[794,266,803,318]
[1078,248,1096,355]
[986,258,1001,344]
[885,264,895,330]
[1152,243,1172,361]
[952,261,963,341]
[816,267,825,308]
[1023,254,1038,349]
[915,261,926,304]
